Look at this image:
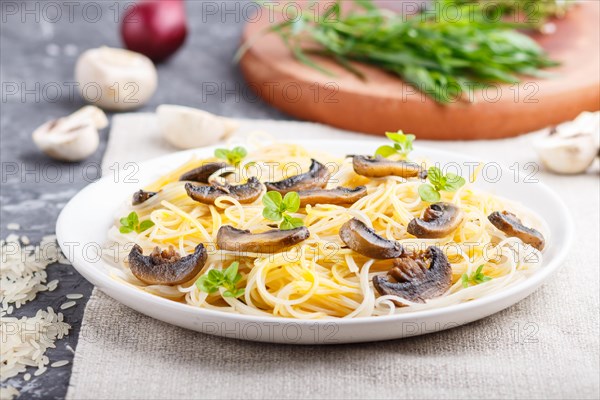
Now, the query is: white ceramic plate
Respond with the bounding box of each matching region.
[56,140,573,344]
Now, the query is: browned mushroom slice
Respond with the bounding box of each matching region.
[352,155,426,178]
[179,162,228,183]
[488,211,545,250]
[128,243,207,285]
[298,186,368,207]
[132,189,158,205]
[185,177,263,205]
[407,202,464,239]
[216,225,310,253]
[339,218,403,259]
[373,246,452,304]
[265,159,331,194]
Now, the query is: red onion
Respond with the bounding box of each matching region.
[121,0,187,63]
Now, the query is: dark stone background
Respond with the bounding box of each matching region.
[1,1,284,398]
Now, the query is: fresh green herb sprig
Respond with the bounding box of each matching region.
[215,146,247,166]
[196,261,245,298]
[418,167,466,202]
[375,131,415,159]
[119,212,154,234]
[461,265,492,288]
[238,0,559,104]
[262,191,304,230]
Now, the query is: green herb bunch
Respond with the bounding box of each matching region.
[215,146,247,166]
[262,191,304,230]
[418,166,466,202]
[238,0,558,103]
[196,261,245,298]
[461,264,492,287]
[375,131,415,159]
[119,212,155,234]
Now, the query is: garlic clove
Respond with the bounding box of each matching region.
[534,111,600,174]
[32,106,108,162]
[75,47,157,111]
[157,105,238,149]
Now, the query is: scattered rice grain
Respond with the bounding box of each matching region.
[0,386,20,400]
[66,294,83,300]
[60,301,76,310]
[0,234,71,382]
[6,223,20,230]
[50,360,69,368]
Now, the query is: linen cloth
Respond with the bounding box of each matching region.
[66,114,599,399]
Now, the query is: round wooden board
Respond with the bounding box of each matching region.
[239,3,600,140]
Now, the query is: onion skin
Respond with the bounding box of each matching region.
[121,0,188,63]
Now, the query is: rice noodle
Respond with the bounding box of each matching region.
[104,142,546,319]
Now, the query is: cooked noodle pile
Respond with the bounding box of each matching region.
[105,141,545,319]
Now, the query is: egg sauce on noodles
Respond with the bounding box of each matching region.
[105,141,545,319]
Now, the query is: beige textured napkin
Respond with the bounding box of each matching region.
[67,114,599,399]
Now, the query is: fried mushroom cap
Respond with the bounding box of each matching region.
[407,202,464,239]
[185,177,263,205]
[339,218,403,259]
[265,159,331,194]
[128,243,207,285]
[179,162,229,183]
[352,155,426,179]
[373,246,452,304]
[216,225,310,253]
[488,211,545,251]
[132,189,158,205]
[297,186,368,207]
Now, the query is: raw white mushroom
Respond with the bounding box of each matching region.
[535,111,600,174]
[157,104,238,149]
[32,106,108,162]
[75,46,157,111]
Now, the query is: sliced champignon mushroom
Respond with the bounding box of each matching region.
[132,189,158,205]
[265,159,331,194]
[128,243,207,285]
[373,246,452,304]
[298,186,368,207]
[185,177,263,205]
[488,211,545,251]
[216,225,310,253]
[407,202,464,239]
[179,162,228,183]
[352,155,426,179]
[339,218,403,259]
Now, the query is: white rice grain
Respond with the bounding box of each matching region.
[0,235,71,381]
[66,294,83,300]
[60,301,76,310]
[50,360,69,368]
[0,386,20,400]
